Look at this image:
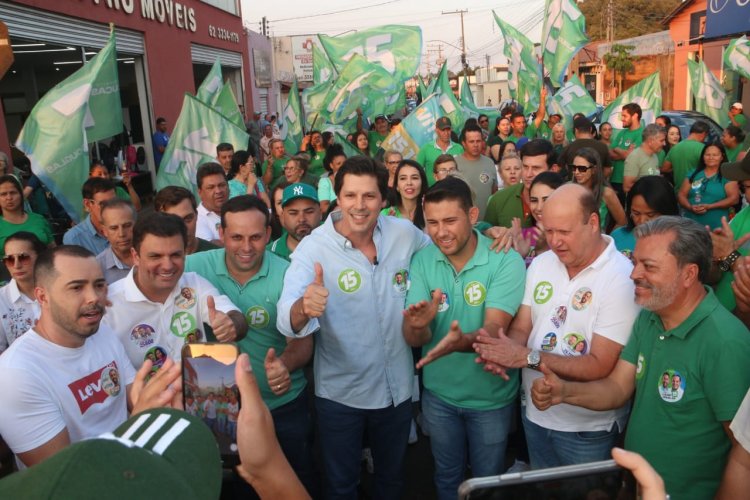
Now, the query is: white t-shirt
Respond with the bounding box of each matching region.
[196,203,221,242]
[103,270,239,369]
[0,280,40,354]
[731,388,750,454]
[0,326,135,461]
[227,401,239,422]
[203,399,217,419]
[522,236,640,432]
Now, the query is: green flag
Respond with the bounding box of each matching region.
[196,59,223,103]
[86,33,123,143]
[423,61,466,129]
[688,59,729,126]
[417,75,429,100]
[493,11,543,111]
[15,31,121,222]
[313,40,336,85]
[460,75,475,107]
[547,75,597,122]
[156,94,249,193]
[600,72,662,132]
[541,0,589,88]
[332,130,363,158]
[319,25,422,82]
[724,36,750,80]
[211,82,244,129]
[282,79,304,154]
[302,82,333,131]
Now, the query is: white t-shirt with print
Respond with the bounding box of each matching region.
[0,280,40,354]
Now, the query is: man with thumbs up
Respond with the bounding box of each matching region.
[185,195,318,497]
[105,212,247,372]
[402,177,525,500]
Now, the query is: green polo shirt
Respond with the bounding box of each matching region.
[416,141,464,186]
[185,249,306,410]
[621,288,750,500]
[507,127,536,144]
[483,183,533,228]
[406,232,526,410]
[261,157,288,186]
[267,232,293,261]
[611,127,643,184]
[665,139,705,191]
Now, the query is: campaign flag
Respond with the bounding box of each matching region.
[282,78,304,154]
[156,94,249,193]
[196,58,223,103]
[211,82,244,128]
[600,72,662,131]
[422,61,467,129]
[417,74,429,99]
[460,75,475,107]
[687,59,729,126]
[319,25,422,82]
[723,36,750,80]
[493,11,543,111]
[313,41,336,85]
[547,74,597,121]
[301,81,332,130]
[541,0,589,87]
[332,130,364,158]
[15,30,121,222]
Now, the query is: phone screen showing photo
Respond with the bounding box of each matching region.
[182,343,240,466]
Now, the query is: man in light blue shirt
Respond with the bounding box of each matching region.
[63,177,116,255]
[277,156,430,499]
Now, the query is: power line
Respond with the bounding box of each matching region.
[268,0,401,23]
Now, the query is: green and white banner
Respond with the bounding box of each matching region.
[541,0,589,88]
[313,41,336,85]
[156,94,249,193]
[688,59,728,126]
[600,72,662,131]
[723,36,750,81]
[547,75,597,122]
[422,61,466,129]
[211,81,244,129]
[15,30,121,222]
[459,75,475,107]
[493,11,543,111]
[301,81,333,131]
[196,59,223,103]
[319,25,422,82]
[282,78,304,154]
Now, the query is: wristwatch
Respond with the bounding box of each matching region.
[718,250,742,272]
[527,349,541,370]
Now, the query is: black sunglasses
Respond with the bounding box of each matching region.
[569,164,595,173]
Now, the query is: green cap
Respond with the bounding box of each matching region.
[0,408,221,499]
[282,182,319,207]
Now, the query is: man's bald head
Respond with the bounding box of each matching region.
[544,183,599,225]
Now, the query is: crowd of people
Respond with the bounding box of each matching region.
[0,94,749,500]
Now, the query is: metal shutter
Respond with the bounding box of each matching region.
[190,43,242,67]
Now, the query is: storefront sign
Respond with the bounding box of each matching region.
[705,0,750,38]
[89,0,198,33]
[291,35,315,82]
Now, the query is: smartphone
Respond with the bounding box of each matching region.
[182,343,241,467]
[458,459,637,500]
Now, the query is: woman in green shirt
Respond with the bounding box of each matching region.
[0,175,54,252]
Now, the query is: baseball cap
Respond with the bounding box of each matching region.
[436,117,452,130]
[0,408,221,500]
[374,114,389,122]
[721,154,750,181]
[282,182,319,207]
[732,102,743,111]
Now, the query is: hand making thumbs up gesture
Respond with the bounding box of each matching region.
[531,363,565,411]
[302,262,329,318]
[207,295,238,342]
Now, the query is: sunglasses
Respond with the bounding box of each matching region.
[3,253,32,265]
[569,164,595,173]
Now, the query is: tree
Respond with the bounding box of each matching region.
[578,0,681,41]
[603,44,635,94]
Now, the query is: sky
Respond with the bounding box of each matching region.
[239,0,545,74]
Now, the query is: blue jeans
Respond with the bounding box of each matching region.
[422,389,514,500]
[226,420,237,441]
[272,390,319,499]
[522,410,619,469]
[315,396,412,500]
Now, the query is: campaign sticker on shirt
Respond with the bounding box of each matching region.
[550,305,567,328]
[636,353,646,380]
[533,281,553,304]
[145,346,168,371]
[393,270,410,293]
[432,290,450,313]
[246,305,270,329]
[101,365,121,397]
[658,369,685,403]
[541,332,557,352]
[561,333,587,356]
[571,287,593,311]
[479,172,491,184]
[338,268,362,293]
[170,311,198,338]
[130,324,155,349]
[464,281,486,306]
[175,287,196,309]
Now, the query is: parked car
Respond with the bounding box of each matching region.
[659,111,724,144]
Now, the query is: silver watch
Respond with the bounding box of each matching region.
[527,349,541,369]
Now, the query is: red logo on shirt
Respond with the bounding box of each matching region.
[68,361,121,414]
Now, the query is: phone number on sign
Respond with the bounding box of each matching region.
[208,25,240,43]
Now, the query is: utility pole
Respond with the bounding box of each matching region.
[606,0,614,43]
[442,9,469,72]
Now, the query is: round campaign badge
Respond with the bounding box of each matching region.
[464,281,486,306]
[479,172,491,184]
[170,311,198,338]
[571,287,593,311]
[433,290,450,313]
[246,305,270,329]
[657,369,685,403]
[550,305,567,328]
[392,269,410,293]
[561,333,588,356]
[533,281,553,304]
[130,324,155,349]
[175,287,196,309]
[100,365,121,397]
[338,268,362,293]
[541,332,557,352]
[145,346,168,372]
